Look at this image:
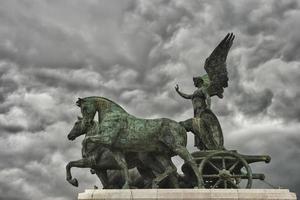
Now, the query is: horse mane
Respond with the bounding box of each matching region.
[82,96,127,113]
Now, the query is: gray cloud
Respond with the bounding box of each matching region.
[235,88,274,116]
[0,0,300,199]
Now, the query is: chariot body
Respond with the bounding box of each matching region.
[181,150,271,189]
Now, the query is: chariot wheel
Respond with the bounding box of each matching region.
[199,151,253,189]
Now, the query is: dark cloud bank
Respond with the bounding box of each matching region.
[0,0,300,199]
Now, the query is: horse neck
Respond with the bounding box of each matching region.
[96,100,126,122]
[82,97,127,123]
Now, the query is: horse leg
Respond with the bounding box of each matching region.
[172,145,204,188]
[66,157,94,187]
[111,151,131,189]
[94,169,109,189]
[151,154,178,188]
[136,153,162,188]
[164,157,180,188]
[138,153,164,174]
[136,167,155,188]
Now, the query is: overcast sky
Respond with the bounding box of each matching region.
[0,0,299,199]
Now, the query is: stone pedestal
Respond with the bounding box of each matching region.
[78,189,297,200]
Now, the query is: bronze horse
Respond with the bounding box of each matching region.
[66,116,179,188]
[71,96,204,188]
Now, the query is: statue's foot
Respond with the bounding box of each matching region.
[69,178,79,187]
[90,169,96,174]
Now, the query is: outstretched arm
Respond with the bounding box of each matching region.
[175,84,192,99]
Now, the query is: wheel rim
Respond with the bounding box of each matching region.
[199,151,252,188]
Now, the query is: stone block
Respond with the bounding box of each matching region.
[78,189,297,200]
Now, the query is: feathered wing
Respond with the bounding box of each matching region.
[201,33,235,98]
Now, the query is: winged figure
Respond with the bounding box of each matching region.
[175,33,235,150]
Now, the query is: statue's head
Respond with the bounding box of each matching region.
[68,116,88,140]
[193,76,203,88]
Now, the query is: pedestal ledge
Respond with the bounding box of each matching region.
[78,189,297,200]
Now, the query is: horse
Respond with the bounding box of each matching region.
[72,96,204,188]
[66,116,180,188]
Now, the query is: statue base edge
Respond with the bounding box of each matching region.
[78,189,297,200]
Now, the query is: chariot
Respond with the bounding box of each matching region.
[181,150,271,189]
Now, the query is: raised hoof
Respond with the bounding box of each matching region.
[69,178,79,187]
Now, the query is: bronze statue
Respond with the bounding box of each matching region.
[66,33,272,189]
[176,33,235,150]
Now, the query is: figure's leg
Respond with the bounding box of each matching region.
[111,151,131,189]
[172,145,204,188]
[181,118,209,150]
[66,157,94,187]
[191,118,207,149]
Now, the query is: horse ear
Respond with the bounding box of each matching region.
[77,116,83,120]
[76,98,82,107]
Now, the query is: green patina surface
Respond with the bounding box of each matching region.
[66,33,271,190]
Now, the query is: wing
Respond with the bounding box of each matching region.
[202,33,235,98]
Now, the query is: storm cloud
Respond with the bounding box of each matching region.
[0,0,299,199]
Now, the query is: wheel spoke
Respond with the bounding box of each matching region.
[212,179,222,188]
[229,160,239,172]
[222,157,226,169]
[228,179,240,189]
[207,160,221,172]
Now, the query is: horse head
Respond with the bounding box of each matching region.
[76,96,126,124]
[68,116,88,140]
[76,97,97,125]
